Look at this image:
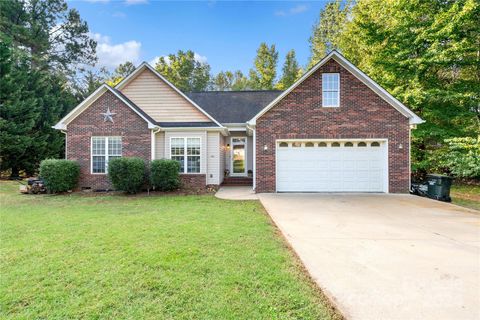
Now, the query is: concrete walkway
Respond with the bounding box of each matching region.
[215,186,258,200]
[258,193,480,320]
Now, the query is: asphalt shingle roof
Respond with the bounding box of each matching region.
[187,90,283,124]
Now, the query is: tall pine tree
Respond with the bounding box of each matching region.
[249,43,279,90]
[276,49,301,90]
[309,0,351,66]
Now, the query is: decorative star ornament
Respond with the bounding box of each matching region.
[101,107,116,123]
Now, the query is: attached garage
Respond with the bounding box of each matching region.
[276,140,388,193]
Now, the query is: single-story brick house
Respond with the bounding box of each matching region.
[54,51,423,193]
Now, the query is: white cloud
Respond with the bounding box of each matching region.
[194,52,208,64]
[275,4,308,17]
[149,52,208,66]
[124,0,148,5]
[91,33,141,68]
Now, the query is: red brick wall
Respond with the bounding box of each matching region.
[66,90,151,190]
[180,174,207,190]
[255,59,410,193]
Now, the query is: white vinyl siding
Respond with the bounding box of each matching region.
[91,136,122,174]
[154,131,165,159]
[207,132,221,185]
[219,135,226,184]
[121,68,210,122]
[322,73,340,107]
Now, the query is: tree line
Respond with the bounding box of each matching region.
[1,0,478,178]
[86,44,302,93]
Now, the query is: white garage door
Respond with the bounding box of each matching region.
[276,140,387,192]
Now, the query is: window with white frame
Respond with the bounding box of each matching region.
[91,137,122,173]
[170,137,201,173]
[322,73,340,107]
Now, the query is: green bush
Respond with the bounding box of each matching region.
[39,159,80,193]
[108,157,146,193]
[441,137,480,178]
[150,159,180,191]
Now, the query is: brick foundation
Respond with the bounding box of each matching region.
[180,174,207,190]
[255,59,410,193]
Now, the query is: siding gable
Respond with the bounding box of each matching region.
[120,68,211,123]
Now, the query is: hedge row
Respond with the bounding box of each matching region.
[39,158,181,194]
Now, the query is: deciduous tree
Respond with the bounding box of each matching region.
[249,43,278,90]
[155,50,211,92]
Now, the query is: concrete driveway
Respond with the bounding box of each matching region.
[258,194,480,320]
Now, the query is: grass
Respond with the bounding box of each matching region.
[451,183,480,211]
[0,181,338,320]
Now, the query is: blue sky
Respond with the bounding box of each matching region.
[69,1,328,75]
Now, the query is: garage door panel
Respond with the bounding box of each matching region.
[277,141,386,192]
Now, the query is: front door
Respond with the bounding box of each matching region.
[231,137,247,176]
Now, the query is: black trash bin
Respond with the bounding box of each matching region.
[426,174,452,202]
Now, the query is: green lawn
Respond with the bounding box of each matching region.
[0,182,338,320]
[451,183,480,211]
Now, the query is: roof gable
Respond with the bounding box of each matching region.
[249,51,424,125]
[53,84,156,130]
[116,63,224,127]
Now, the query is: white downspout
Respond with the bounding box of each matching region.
[151,127,161,160]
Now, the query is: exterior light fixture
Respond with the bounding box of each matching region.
[263,145,268,151]
[226,144,230,150]
[399,143,403,149]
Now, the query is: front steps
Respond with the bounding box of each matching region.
[222,176,253,186]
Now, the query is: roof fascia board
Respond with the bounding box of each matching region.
[115,62,225,128]
[249,51,424,125]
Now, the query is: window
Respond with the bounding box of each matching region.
[292,142,302,148]
[358,142,367,147]
[318,142,327,147]
[91,137,122,173]
[322,73,340,107]
[345,142,353,147]
[279,142,289,147]
[170,137,201,173]
[371,141,381,147]
[305,142,314,147]
[331,142,341,147]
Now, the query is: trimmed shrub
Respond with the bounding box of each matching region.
[150,159,180,191]
[39,159,80,193]
[108,157,145,193]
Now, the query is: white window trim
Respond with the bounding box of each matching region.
[169,137,202,174]
[90,136,122,175]
[322,73,340,108]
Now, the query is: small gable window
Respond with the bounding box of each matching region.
[322,73,340,107]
